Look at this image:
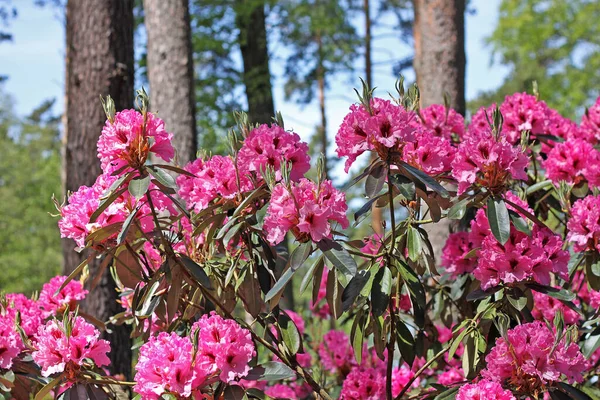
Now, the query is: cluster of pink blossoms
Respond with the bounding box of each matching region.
[442,193,569,290]
[543,139,600,187]
[38,276,88,317]
[567,195,600,252]
[97,109,174,174]
[418,104,465,141]
[264,178,348,245]
[451,133,528,195]
[335,98,456,174]
[580,96,600,143]
[32,316,111,377]
[0,314,22,369]
[532,291,580,325]
[237,124,311,181]
[481,321,588,390]
[457,380,515,400]
[134,313,255,399]
[499,92,552,144]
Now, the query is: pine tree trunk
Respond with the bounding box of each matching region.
[412,0,465,263]
[64,0,134,379]
[235,0,275,125]
[143,0,197,166]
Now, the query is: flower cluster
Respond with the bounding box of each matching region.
[0,315,22,369]
[532,291,580,325]
[481,322,587,391]
[452,133,528,195]
[38,275,87,317]
[32,315,111,377]
[264,178,348,244]
[97,109,174,174]
[567,195,600,252]
[441,231,477,278]
[543,139,600,187]
[237,124,311,181]
[499,92,551,144]
[134,313,255,399]
[457,380,515,400]
[418,104,465,140]
[580,96,600,143]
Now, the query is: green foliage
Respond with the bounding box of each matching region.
[470,0,600,118]
[0,92,61,293]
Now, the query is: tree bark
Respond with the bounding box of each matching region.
[64,0,134,379]
[412,0,466,115]
[412,0,465,263]
[235,0,275,125]
[143,0,197,166]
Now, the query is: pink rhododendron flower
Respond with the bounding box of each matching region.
[339,366,385,400]
[97,109,174,174]
[4,293,43,337]
[177,155,253,213]
[500,92,551,144]
[402,129,456,175]
[441,232,477,278]
[134,332,208,399]
[482,322,588,389]
[38,276,87,317]
[419,104,465,140]
[436,367,464,385]
[580,96,600,144]
[573,271,600,309]
[451,133,528,195]
[265,384,298,400]
[567,195,600,253]
[0,315,22,369]
[318,330,356,375]
[237,124,310,181]
[392,366,420,397]
[543,139,600,187]
[532,291,580,325]
[191,313,255,383]
[263,178,348,245]
[457,380,515,400]
[32,316,110,377]
[467,104,497,140]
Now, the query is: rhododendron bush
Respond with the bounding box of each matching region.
[3,84,600,400]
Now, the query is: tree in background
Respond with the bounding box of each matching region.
[144,0,197,165]
[64,0,134,379]
[235,0,276,124]
[412,0,466,265]
[0,94,61,294]
[278,0,360,176]
[471,0,600,118]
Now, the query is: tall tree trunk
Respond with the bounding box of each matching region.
[365,0,383,236]
[317,32,328,177]
[143,0,197,166]
[235,0,275,125]
[64,0,134,379]
[412,0,466,114]
[412,0,465,263]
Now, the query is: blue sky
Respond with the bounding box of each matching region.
[0,0,509,157]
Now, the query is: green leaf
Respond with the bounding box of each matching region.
[433,387,459,400]
[318,238,357,279]
[342,270,371,311]
[407,226,422,261]
[582,326,600,359]
[223,385,248,400]
[398,260,426,327]
[448,328,470,358]
[371,266,392,316]
[326,268,343,319]
[390,174,416,200]
[509,210,531,235]
[35,375,63,400]
[278,311,302,355]
[179,255,212,288]
[232,187,268,218]
[89,186,127,223]
[400,162,449,198]
[466,286,502,301]
[300,255,324,294]
[117,207,139,245]
[526,283,576,302]
[486,197,510,245]
[396,319,415,367]
[128,175,151,200]
[556,383,594,400]
[147,165,177,189]
[353,195,384,226]
[365,163,386,198]
[265,244,310,302]
[244,362,295,381]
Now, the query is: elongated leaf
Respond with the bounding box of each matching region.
[390,174,416,200]
[509,210,531,235]
[128,175,151,200]
[318,238,357,278]
[326,268,343,319]
[396,319,415,367]
[448,197,469,220]
[290,242,312,271]
[354,195,384,225]
[365,163,386,198]
[526,283,576,302]
[398,260,426,327]
[147,165,177,189]
[117,207,139,244]
[244,362,295,381]
[371,266,392,316]
[466,286,502,301]
[179,255,211,288]
[89,186,127,223]
[342,270,371,311]
[400,162,449,198]
[433,387,459,400]
[278,311,302,355]
[232,187,268,218]
[35,375,63,400]
[556,383,593,400]
[449,329,470,358]
[407,226,422,261]
[265,267,295,302]
[351,311,366,364]
[300,255,324,294]
[152,163,196,177]
[223,385,247,400]
[487,197,510,245]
